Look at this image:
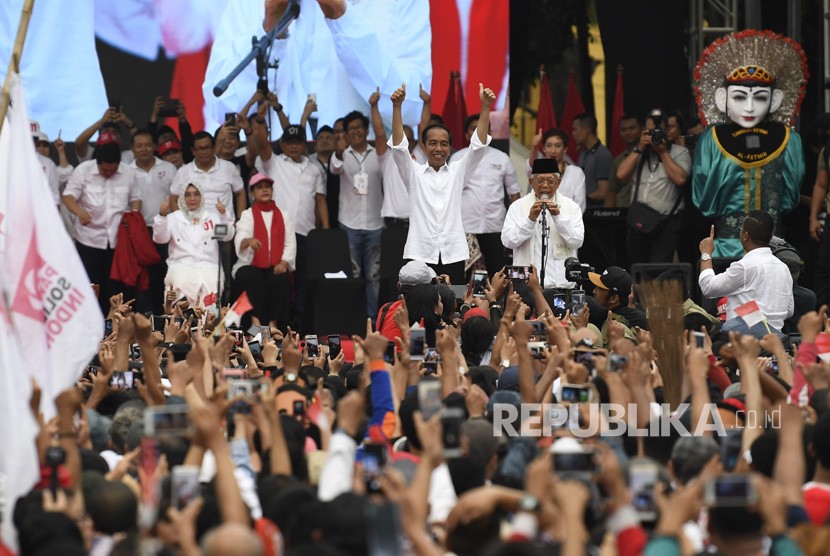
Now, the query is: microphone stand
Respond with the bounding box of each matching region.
[212,0,301,98]
[212,224,229,317]
[539,203,550,289]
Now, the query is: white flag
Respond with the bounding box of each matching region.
[0,72,103,544]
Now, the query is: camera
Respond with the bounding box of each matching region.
[564,257,594,282]
[648,128,667,144]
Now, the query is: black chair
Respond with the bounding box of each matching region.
[306,229,367,336]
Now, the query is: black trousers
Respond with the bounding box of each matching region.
[428,256,465,286]
[626,216,683,265]
[475,232,508,277]
[233,266,292,330]
[75,241,120,314]
[147,227,168,315]
[294,233,309,331]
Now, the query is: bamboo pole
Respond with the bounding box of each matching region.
[0,0,36,137]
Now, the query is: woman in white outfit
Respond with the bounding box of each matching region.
[153,182,234,307]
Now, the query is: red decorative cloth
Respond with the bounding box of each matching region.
[251,202,285,269]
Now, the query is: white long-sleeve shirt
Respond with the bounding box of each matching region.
[152,209,234,269]
[202,0,431,138]
[232,207,296,277]
[389,133,490,264]
[256,154,326,236]
[501,191,585,288]
[698,247,794,330]
[455,145,520,234]
[64,161,141,249]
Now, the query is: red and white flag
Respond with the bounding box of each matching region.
[734,300,765,329]
[223,291,253,328]
[816,332,830,363]
[0,72,103,544]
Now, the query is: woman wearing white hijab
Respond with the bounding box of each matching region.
[153,181,234,307]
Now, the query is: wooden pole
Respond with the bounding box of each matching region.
[0,0,36,137]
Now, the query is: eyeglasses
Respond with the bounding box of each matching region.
[534,176,560,185]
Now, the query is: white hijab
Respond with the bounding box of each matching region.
[178,182,205,224]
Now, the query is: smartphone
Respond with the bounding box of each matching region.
[248,340,263,362]
[553,449,596,474]
[471,270,488,298]
[224,112,237,126]
[423,347,441,374]
[383,341,396,365]
[629,458,659,522]
[110,371,137,391]
[505,265,531,282]
[608,353,629,372]
[528,341,548,360]
[574,351,596,372]
[152,315,168,332]
[365,500,403,554]
[144,405,191,437]
[182,308,197,323]
[308,93,317,104]
[441,407,464,459]
[705,474,757,507]
[569,289,586,314]
[171,465,200,510]
[227,379,256,400]
[560,384,592,404]
[246,325,263,339]
[158,98,180,118]
[104,318,113,338]
[529,320,546,340]
[720,428,743,472]
[229,329,243,349]
[409,328,425,361]
[305,335,319,358]
[327,335,342,358]
[130,344,142,361]
[552,293,567,319]
[221,368,245,380]
[788,333,802,354]
[293,400,306,418]
[356,444,384,494]
[692,331,705,349]
[767,358,779,375]
[418,379,442,420]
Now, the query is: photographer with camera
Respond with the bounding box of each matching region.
[617,109,691,264]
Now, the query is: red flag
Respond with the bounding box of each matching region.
[223,291,253,328]
[203,291,217,308]
[610,66,626,157]
[442,72,469,150]
[734,300,765,328]
[560,70,586,162]
[536,70,557,133]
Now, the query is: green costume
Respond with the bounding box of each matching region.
[692,121,804,257]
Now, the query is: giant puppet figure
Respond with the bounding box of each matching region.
[692,30,808,257]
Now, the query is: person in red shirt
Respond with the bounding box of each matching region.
[376,260,437,341]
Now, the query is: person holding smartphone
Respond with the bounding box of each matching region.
[501,158,585,289]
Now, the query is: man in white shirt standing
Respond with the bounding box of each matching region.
[131,129,177,314]
[698,211,794,338]
[251,121,328,328]
[169,130,246,303]
[456,113,520,276]
[388,82,496,285]
[501,158,584,289]
[62,143,142,312]
[330,110,384,317]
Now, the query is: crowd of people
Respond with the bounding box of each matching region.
[17,56,830,555]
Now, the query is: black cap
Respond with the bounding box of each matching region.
[531,158,560,175]
[317,125,334,135]
[588,266,633,297]
[281,125,307,142]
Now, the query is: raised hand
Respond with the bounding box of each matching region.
[532,128,543,147]
[368,87,381,107]
[479,83,496,107]
[215,200,226,215]
[390,84,406,107]
[419,83,430,103]
[699,224,715,256]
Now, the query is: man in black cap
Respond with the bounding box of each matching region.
[587,266,649,331]
[501,157,584,289]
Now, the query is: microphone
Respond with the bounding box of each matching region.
[539,193,550,215]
